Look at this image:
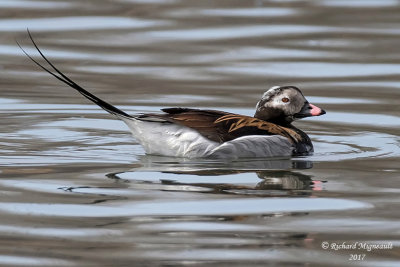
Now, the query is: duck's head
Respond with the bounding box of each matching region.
[254,86,326,125]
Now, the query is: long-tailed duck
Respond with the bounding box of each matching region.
[19,32,325,159]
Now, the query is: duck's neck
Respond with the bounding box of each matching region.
[264,117,292,127]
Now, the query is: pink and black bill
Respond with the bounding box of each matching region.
[294,102,326,119]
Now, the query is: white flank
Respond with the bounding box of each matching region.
[208,135,293,159]
[122,117,293,159]
[122,118,218,158]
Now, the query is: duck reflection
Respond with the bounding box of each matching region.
[135,154,313,171]
[255,170,313,190]
[108,155,324,193]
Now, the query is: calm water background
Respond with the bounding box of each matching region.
[1,0,400,266]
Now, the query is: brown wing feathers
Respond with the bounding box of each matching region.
[167,109,231,142]
[146,109,302,144]
[214,114,302,144]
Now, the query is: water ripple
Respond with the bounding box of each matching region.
[210,62,400,78]
[0,198,370,217]
[168,7,298,18]
[319,0,399,8]
[0,16,168,32]
[0,0,72,9]
[145,25,337,41]
[0,255,70,266]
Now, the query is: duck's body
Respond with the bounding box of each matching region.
[20,32,325,159]
[124,108,300,158]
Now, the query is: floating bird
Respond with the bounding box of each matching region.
[19,32,325,159]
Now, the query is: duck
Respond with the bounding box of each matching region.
[19,32,326,159]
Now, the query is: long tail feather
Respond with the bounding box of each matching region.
[18,29,132,119]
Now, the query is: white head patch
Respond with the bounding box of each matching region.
[261,85,281,100]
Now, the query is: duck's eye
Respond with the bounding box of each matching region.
[282,97,290,103]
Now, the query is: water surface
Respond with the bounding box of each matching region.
[1,0,400,266]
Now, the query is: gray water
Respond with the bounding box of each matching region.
[1,0,400,266]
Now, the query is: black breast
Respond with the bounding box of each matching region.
[291,127,314,156]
